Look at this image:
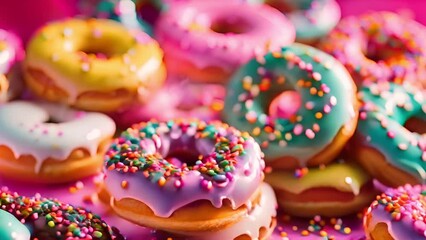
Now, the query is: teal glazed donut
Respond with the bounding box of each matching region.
[353,82,426,187]
[266,0,341,43]
[95,0,153,36]
[223,43,358,170]
[0,209,30,240]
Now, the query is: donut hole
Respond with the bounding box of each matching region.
[78,34,131,59]
[268,90,302,120]
[79,45,117,59]
[211,17,251,34]
[404,117,426,135]
[365,39,406,63]
[45,118,60,124]
[165,148,201,167]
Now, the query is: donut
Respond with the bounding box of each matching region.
[265,0,341,43]
[352,82,426,187]
[24,18,166,112]
[0,29,24,103]
[266,161,377,217]
[364,184,426,240]
[155,1,295,83]
[0,187,124,239]
[0,101,116,183]
[102,119,274,238]
[94,0,153,36]
[319,11,426,88]
[0,209,30,240]
[223,43,358,170]
[110,81,225,128]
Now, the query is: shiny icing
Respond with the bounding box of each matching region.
[0,29,24,103]
[104,119,265,217]
[155,1,295,72]
[356,82,426,182]
[319,11,426,87]
[0,209,30,240]
[224,43,357,166]
[25,18,164,104]
[95,0,153,36]
[0,101,116,173]
[364,184,426,239]
[266,162,371,195]
[183,183,277,240]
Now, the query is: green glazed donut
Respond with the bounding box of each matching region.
[223,43,358,170]
[353,82,426,187]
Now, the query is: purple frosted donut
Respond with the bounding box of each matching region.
[364,184,426,239]
[155,0,295,83]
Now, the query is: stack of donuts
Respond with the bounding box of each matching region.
[0,0,425,239]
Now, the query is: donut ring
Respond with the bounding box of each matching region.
[0,29,24,103]
[364,184,426,240]
[155,1,295,83]
[0,101,116,183]
[24,18,166,112]
[352,82,426,187]
[224,43,358,170]
[103,119,266,234]
[0,187,124,239]
[319,11,426,88]
[266,0,341,43]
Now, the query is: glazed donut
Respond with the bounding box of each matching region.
[364,184,426,240]
[352,82,426,187]
[24,18,166,112]
[155,1,295,83]
[0,187,124,239]
[0,209,30,240]
[224,43,358,170]
[94,0,153,36]
[0,29,24,103]
[265,0,341,43]
[110,81,225,128]
[319,11,426,88]
[103,119,275,238]
[266,161,377,217]
[0,101,116,183]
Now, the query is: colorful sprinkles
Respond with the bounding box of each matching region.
[105,119,251,190]
[365,184,426,238]
[0,187,123,240]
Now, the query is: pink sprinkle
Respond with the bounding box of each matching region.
[387,131,395,138]
[313,123,320,132]
[57,131,64,136]
[42,129,49,134]
[201,180,212,190]
[244,169,251,176]
[305,101,314,110]
[174,180,182,189]
[422,152,426,161]
[312,72,322,81]
[321,84,330,93]
[293,124,303,135]
[360,112,367,120]
[323,105,331,113]
[305,129,315,139]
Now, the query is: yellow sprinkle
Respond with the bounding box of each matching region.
[320,230,328,237]
[343,227,351,234]
[310,87,317,95]
[158,177,166,187]
[315,112,323,119]
[121,180,129,189]
[301,230,310,236]
[252,127,261,136]
[280,231,288,237]
[48,221,55,228]
[69,187,77,194]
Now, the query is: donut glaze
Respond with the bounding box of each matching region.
[0,188,124,239]
[155,1,295,83]
[0,209,30,240]
[0,29,24,103]
[0,101,115,173]
[319,11,426,88]
[364,184,426,240]
[224,43,357,168]
[25,18,166,112]
[104,119,264,217]
[354,82,426,185]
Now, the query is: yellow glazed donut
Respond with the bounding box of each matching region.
[24,18,166,112]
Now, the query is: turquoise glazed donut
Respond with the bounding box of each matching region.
[95,0,153,36]
[265,0,341,43]
[353,82,426,187]
[223,43,358,170]
[0,209,30,240]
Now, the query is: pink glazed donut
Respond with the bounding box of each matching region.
[155,0,295,83]
[0,29,24,103]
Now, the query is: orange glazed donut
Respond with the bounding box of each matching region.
[24,18,166,112]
